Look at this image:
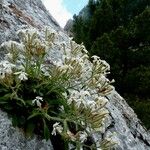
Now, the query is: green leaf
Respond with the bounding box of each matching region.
[0,87,8,93]
[15,97,26,106]
[3,104,14,111]
[43,119,50,140]
[0,101,8,105]
[12,115,26,127]
[26,121,35,138]
[12,115,19,127]
[27,112,42,120]
[25,100,33,106]
[0,93,12,101]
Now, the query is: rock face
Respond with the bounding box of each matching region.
[0,0,150,150]
[0,109,53,150]
[64,19,73,36]
[64,6,91,37]
[0,0,60,45]
[106,91,150,150]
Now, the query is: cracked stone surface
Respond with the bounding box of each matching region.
[0,0,150,150]
[105,91,150,150]
[0,109,53,150]
[0,0,61,45]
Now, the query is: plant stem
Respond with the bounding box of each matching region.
[76,141,81,150]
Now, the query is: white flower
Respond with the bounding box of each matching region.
[79,131,88,143]
[75,148,83,150]
[53,61,62,67]
[51,122,63,135]
[59,105,64,111]
[75,98,84,108]
[4,53,13,60]
[81,54,89,60]
[69,90,79,97]
[0,72,5,79]
[67,130,76,141]
[86,100,96,109]
[60,41,67,47]
[91,55,100,62]
[1,41,23,50]
[17,28,39,36]
[81,47,88,54]
[62,92,67,99]
[67,90,78,105]
[95,97,108,108]
[67,90,91,108]
[40,64,50,77]
[0,60,15,74]
[45,26,57,34]
[14,71,28,81]
[80,90,90,98]
[101,60,110,70]
[59,64,73,73]
[67,97,74,105]
[0,60,15,78]
[32,96,43,108]
[69,37,73,41]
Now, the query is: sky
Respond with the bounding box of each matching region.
[42,0,89,28]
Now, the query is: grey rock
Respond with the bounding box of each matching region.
[0,0,150,150]
[105,91,150,150]
[0,109,53,150]
[64,19,73,36]
[64,6,91,36]
[0,0,61,45]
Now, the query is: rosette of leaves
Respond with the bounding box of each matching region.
[0,28,116,150]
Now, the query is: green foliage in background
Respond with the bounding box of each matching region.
[127,96,150,129]
[72,0,150,129]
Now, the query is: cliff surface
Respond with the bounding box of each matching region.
[0,0,60,45]
[0,0,150,150]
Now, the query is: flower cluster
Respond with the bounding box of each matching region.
[0,60,15,79]
[0,27,116,150]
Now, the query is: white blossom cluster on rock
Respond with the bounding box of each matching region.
[0,27,116,150]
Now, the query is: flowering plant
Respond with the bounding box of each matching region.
[0,27,116,149]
